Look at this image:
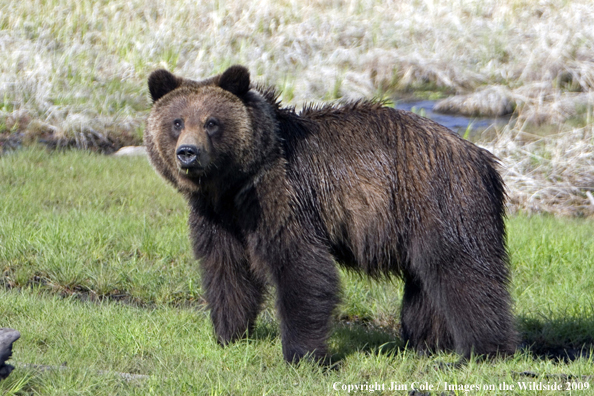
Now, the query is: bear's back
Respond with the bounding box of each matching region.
[275,103,505,276]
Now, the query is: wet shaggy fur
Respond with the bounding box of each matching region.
[144,65,517,363]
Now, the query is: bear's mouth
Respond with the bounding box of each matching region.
[177,165,206,178]
[175,144,210,178]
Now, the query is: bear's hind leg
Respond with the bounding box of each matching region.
[400,275,454,353]
[404,226,517,359]
[434,258,517,358]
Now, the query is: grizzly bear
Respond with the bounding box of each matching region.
[144,65,517,363]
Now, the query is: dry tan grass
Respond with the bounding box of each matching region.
[483,124,594,217]
[2,0,594,121]
[434,86,515,117]
[1,0,593,215]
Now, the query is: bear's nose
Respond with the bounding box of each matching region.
[176,145,199,168]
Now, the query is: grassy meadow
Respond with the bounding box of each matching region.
[1,149,593,395]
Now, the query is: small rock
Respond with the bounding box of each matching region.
[434,86,515,117]
[112,146,148,157]
[0,328,20,380]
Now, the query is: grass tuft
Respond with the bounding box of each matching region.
[483,124,594,217]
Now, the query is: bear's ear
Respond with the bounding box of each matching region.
[218,65,250,97]
[148,69,182,102]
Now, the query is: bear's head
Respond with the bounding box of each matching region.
[145,65,278,194]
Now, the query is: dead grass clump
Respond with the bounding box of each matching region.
[436,84,594,124]
[512,90,594,125]
[0,109,141,154]
[434,86,515,117]
[483,125,594,217]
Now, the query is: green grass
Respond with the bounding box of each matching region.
[0,148,197,305]
[1,149,594,395]
[508,215,594,356]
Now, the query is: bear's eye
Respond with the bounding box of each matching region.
[204,117,220,136]
[172,118,184,137]
[173,118,184,130]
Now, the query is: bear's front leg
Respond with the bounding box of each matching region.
[190,213,266,345]
[262,239,340,363]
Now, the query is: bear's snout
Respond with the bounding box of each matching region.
[176,145,201,169]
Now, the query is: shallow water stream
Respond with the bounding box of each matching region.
[395,100,510,138]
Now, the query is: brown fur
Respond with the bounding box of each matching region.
[145,65,517,362]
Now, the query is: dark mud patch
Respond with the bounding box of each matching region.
[1,273,206,311]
